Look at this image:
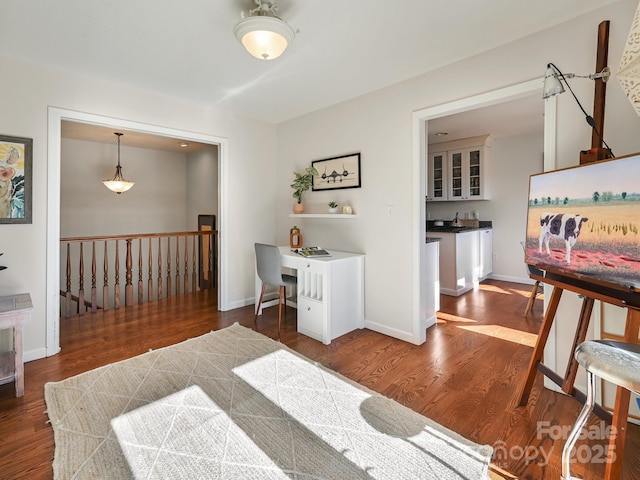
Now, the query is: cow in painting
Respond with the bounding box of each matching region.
[539,213,588,264]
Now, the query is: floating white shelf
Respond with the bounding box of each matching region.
[289,213,358,219]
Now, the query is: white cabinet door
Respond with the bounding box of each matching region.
[426,151,447,201]
[478,229,493,280]
[447,147,488,201]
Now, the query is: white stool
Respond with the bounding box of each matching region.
[562,340,640,479]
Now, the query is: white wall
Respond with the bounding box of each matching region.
[61,138,190,236]
[276,0,640,343]
[3,0,640,362]
[187,147,219,231]
[0,55,278,361]
[427,132,544,282]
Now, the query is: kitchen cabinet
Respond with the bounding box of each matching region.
[426,135,492,202]
[448,146,487,200]
[426,151,447,201]
[478,228,493,280]
[425,228,492,296]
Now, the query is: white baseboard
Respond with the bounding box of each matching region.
[486,274,533,285]
[24,348,47,363]
[364,320,420,345]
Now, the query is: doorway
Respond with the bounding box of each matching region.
[46,107,229,357]
[411,79,557,345]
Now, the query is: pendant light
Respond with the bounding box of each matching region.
[103,132,135,194]
[234,0,295,60]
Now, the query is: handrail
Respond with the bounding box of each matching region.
[60,229,218,317]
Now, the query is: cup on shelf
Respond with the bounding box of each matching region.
[342,205,353,214]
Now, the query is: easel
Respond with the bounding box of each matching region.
[517,271,640,479]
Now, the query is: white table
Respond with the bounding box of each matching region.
[0,293,32,397]
[255,247,364,344]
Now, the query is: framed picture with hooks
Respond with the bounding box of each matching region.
[311,153,361,191]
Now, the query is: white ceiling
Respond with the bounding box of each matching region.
[0,0,620,126]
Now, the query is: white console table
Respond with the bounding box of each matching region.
[255,247,364,344]
[0,293,32,397]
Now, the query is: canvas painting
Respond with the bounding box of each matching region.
[524,152,640,290]
[0,135,32,224]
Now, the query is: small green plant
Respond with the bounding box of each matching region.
[328,201,338,208]
[291,167,319,204]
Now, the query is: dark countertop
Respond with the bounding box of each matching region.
[426,237,441,243]
[426,220,492,234]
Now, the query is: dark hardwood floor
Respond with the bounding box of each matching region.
[0,281,638,479]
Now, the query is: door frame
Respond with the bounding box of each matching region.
[46,107,229,356]
[411,79,557,345]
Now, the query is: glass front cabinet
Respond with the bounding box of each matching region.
[426,151,447,201]
[426,135,492,202]
[447,146,485,200]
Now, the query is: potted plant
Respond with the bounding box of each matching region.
[290,166,318,214]
[328,201,339,214]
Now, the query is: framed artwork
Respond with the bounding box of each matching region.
[0,135,32,224]
[524,152,640,291]
[312,153,361,191]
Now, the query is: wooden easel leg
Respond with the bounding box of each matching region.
[604,308,640,479]
[524,281,540,316]
[562,296,595,395]
[518,286,564,406]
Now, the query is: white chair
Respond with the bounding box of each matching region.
[562,340,640,479]
[254,243,297,335]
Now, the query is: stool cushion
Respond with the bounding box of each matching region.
[575,340,640,394]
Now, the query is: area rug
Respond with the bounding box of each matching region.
[44,323,493,479]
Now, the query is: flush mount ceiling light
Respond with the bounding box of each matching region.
[103,132,135,194]
[234,0,295,60]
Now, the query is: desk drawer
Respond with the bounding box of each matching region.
[297,296,324,340]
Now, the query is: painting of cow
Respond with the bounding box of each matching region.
[539,213,588,264]
[524,152,640,290]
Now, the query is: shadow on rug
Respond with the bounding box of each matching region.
[45,323,492,479]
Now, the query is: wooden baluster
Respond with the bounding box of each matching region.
[138,238,144,304]
[184,236,188,295]
[91,241,97,313]
[157,237,163,300]
[103,241,109,311]
[78,242,85,315]
[207,232,213,290]
[175,236,180,295]
[198,235,204,290]
[192,236,196,293]
[125,239,133,306]
[148,238,153,303]
[166,237,172,297]
[114,240,120,309]
[65,244,72,317]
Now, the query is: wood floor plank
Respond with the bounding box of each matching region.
[0,282,638,479]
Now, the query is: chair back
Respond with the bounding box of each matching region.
[255,243,285,286]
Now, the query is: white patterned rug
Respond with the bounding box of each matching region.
[45,323,492,479]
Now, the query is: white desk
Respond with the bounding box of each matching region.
[0,293,32,397]
[255,247,364,344]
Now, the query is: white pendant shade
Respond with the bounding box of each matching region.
[103,133,135,194]
[234,2,295,60]
[618,0,640,116]
[103,178,135,194]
